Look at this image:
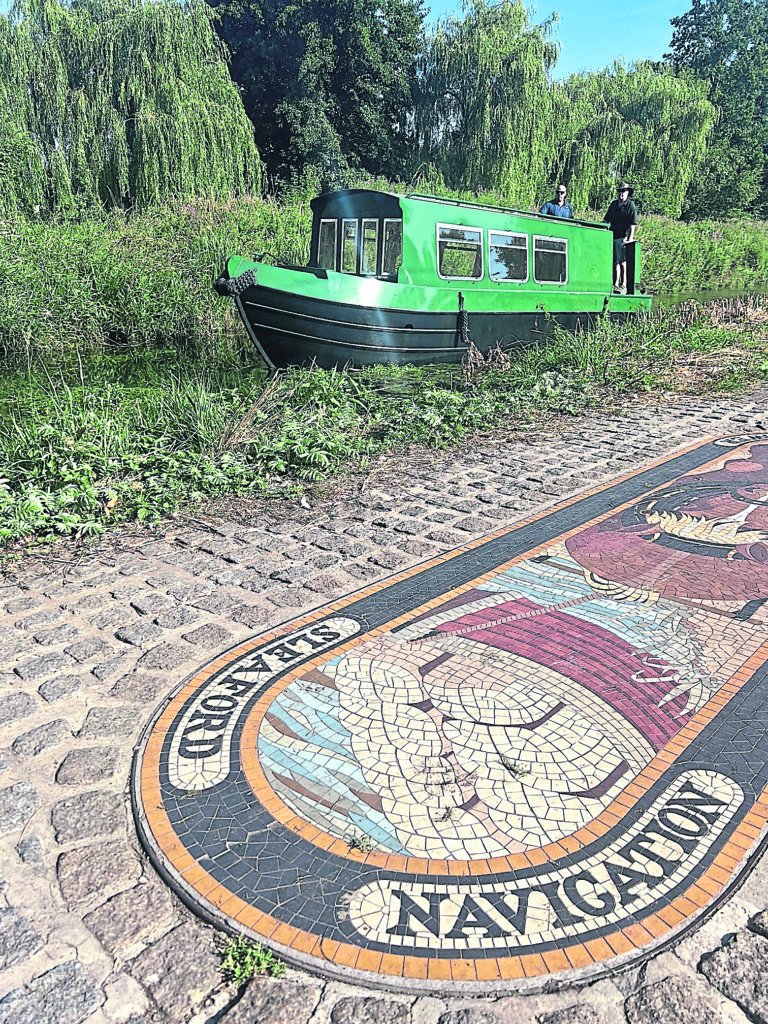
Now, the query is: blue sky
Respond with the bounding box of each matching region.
[428,0,690,79]
[0,0,689,81]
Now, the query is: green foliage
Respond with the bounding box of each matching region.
[638,216,768,292]
[220,938,286,983]
[0,356,264,540]
[0,0,734,219]
[412,3,714,218]
[0,16,49,219]
[0,0,750,221]
[691,140,765,221]
[0,197,311,361]
[3,294,767,546]
[555,62,716,216]
[211,0,425,184]
[0,0,263,216]
[666,0,768,217]
[344,830,375,852]
[414,0,558,205]
[0,351,377,542]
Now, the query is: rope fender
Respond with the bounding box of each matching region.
[214,267,257,297]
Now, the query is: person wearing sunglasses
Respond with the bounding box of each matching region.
[539,184,574,219]
[604,182,638,293]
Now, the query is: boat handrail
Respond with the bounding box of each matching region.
[405,192,608,230]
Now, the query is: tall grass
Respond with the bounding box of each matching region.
[0,197,311,362]
[639,217,768,293]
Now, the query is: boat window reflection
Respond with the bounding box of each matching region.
[438,225,483,280]
[318,220,337,271]
[489,231,528,282]
[341,219,358,274]
[533,236,567,285]
[361,219,378,276]
[382,219,402,276]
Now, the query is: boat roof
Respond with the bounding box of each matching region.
[310,188,609,231]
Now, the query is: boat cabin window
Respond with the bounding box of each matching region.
[315,213,402,278]
[318,220,337,271]
[533,236,567,284]
[437,225,483,280]
[382,219,403,275]
[361,219,378,276]
[341,219,358,273]
[489,231,528,282]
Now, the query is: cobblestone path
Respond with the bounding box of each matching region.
[2,389,768,1024]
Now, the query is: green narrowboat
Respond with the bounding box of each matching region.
[214,189,651,370]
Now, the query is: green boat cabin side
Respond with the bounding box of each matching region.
[225,189,650,315]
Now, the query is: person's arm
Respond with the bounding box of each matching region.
[626,203,638,241]
[540,203,552,215]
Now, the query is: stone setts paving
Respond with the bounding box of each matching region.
[1,389,768,1024]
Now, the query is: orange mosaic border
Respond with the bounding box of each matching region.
[138,764,768,982]
[237,437,768,874]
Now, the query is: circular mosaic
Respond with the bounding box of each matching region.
[134,434,768,992]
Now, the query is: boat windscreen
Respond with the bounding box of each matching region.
[341,220,358,274]
[318,220,337,270]
[362,219,378,275]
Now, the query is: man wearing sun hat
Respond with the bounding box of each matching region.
[603,182,638,293]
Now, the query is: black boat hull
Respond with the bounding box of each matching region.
[235,284,602,370]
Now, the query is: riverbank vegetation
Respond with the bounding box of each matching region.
[0,197,312,361]
[2,297,767,544]
[4,197,768,364]
[640,218,768,293]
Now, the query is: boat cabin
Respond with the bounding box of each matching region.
[309,190,404,281]
[308,188,639,296]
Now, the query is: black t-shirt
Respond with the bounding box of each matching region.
[604,199,638,239]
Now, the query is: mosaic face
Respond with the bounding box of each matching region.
[259,547,723,860]
[135,435,768,991]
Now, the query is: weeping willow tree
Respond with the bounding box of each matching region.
[0,0,263,217]
[0,14,50,216]
[551,62,717,217]
[413,0,558,207]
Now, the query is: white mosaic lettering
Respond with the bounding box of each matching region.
[347,770,743,949]
[713,435,767,447]
[168,616,360,791]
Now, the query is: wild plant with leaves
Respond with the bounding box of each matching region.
[3,296,768,545]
